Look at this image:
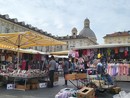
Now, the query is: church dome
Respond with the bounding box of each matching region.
[71,27,78,36]
[72,27,77,32]
[79,18,97,40]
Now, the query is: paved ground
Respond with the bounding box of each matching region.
[0,77,130,98]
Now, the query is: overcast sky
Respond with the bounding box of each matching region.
[0,0,130,44]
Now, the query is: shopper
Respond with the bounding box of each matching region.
[48,55,56,88]
[62,58,69,86]
[71,58,76,72]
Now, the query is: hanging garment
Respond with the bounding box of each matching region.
[78,50,82,57]
[1,55,5,61]
[107,64,111,75]
[87,49,91,56]
[119,47,124,53]
[21,60,26,70]
[75,51,79,58]
[82,49,87,55]
[114,48,119,54]
[107,48,111,56]
[118,64,124,76]
[124,50,128,57]
[97,53,102,59]
[123,64,129,75]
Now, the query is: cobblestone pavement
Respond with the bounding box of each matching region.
[0,77,130,98]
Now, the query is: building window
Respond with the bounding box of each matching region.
[118,38,121,41]
[46,46,49,52]
[73,41,75,46]
[35,46,37,50]
[80,40,82,46]
[5,28,10,33]
[66,45,68,49]
[118,41,121,43]
[114,38,116,42]
[60,45,62,49]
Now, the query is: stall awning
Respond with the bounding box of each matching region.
[49,55,68,58]
[74,43,130,50]
[17,49,49,54]
[50,50,69,55]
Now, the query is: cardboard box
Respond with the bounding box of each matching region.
[31,83,38,89]
[39,82,47,88]
[16,84,30,90]
[7,84,15,90]
[29,79,39,84]
[77,87,95,98]
[110,87,121,94]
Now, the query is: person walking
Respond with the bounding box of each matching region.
[48,55,56,88]
[62,58,69,86]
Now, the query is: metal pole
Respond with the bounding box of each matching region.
[17,48,20,69]
[17,34,20,69]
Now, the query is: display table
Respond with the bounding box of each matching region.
[65,73,87,88]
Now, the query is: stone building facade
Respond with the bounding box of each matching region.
[103,31,130,44]
[56,18,98,51]
[0,14,56,52]
[0,14,97,52]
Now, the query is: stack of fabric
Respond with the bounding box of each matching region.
[55,88,78,98]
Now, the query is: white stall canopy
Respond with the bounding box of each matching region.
[74,43,130,50]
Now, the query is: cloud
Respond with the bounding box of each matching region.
[0,0,130,44]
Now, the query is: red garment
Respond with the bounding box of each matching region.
[21,60,26,70]
[83,49,87,55]
[124,50,128,57]
[34,53,41,60]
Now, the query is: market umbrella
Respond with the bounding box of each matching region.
[0,43,15,50]
[0,31,66,68]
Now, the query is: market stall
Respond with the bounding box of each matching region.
[55,43,130,98]
[0,31,66,68]
[70,43,130,82]
[0,31,66,90]
[0,49,55,90]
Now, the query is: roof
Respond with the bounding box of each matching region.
[0,14,56,39]
[79,27,97,40]
[57,35,98,45]
[104,31,130,38]
[78,18,97,40]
